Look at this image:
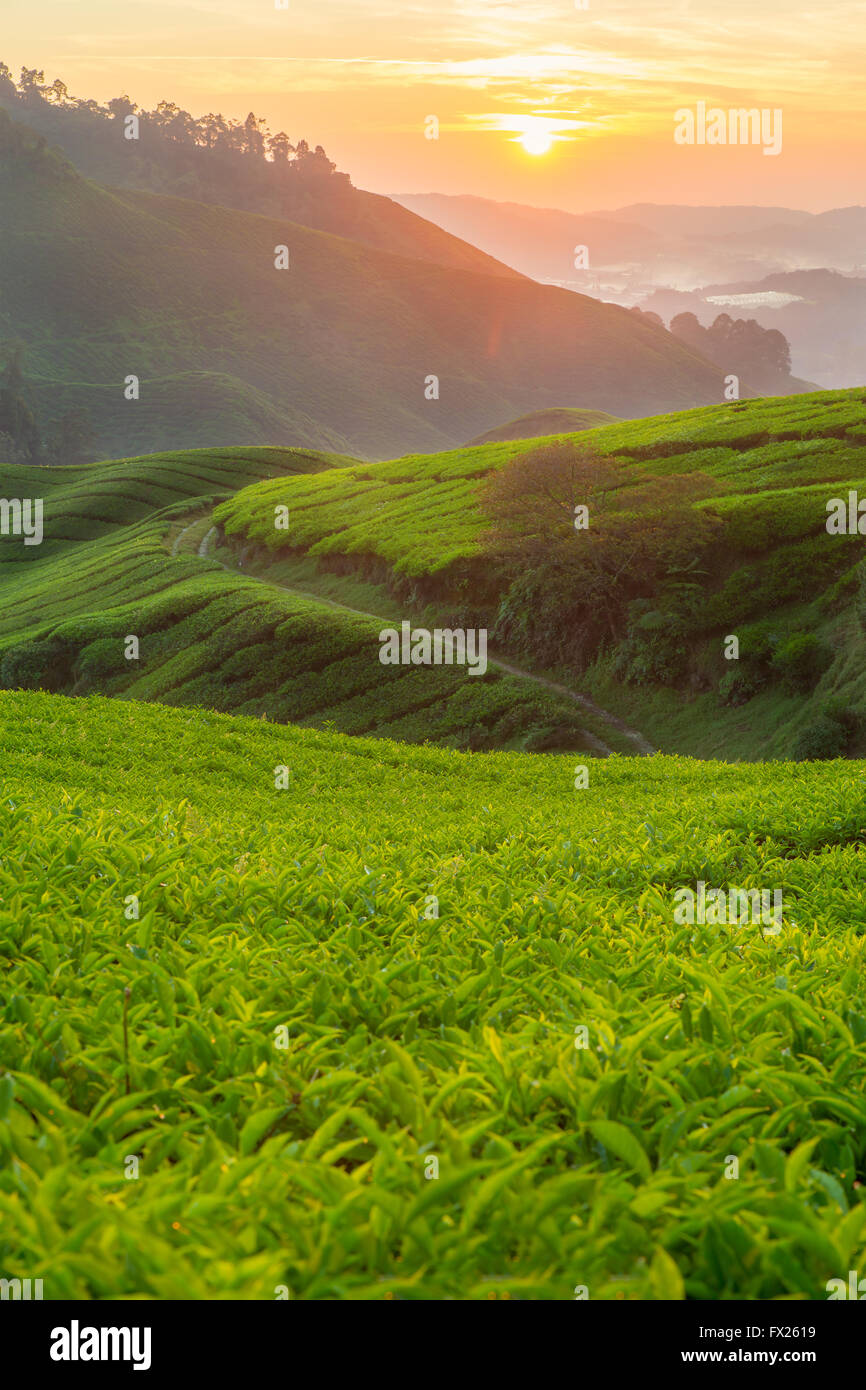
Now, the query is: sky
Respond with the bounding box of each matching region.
[4,0,865,212]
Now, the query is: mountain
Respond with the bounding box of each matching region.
[0,109,732,461]
[392,192,662,283]
[640,269,866,389]
[393,194,866,304]
[594,204,814,237]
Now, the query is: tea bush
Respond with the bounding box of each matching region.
[1,691,865,1300]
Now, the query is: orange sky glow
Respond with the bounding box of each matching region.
[5,1,866,211]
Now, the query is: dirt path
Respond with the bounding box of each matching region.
[198,527,654,756]
[170,522,193,557]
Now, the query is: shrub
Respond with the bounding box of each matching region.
[718,665,768,707]
[771,632,834,694]
[617,606,691,686]
[856,560,866,634]
[76,637,124,682]
[819,697,861,740]
[791,716,848,761]
[738,620,781,666]
[0,638,76,692]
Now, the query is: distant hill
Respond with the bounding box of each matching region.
[640,268,866,390]
[594,204,814,237]
[0,108,732,460]
[468,408,619,445]
[392,192,661,283]
[0,77,518,281]
[393,194,866,314]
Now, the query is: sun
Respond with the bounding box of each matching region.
[519,129,553,157]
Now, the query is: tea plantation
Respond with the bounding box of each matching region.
[0,447,610,753]
[216,387,866,760]
[1,690,864,1299]
[215,387,866,586]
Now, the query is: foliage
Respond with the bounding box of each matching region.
[0,59,345,213]
[0,447,599,753]
[670,311,793,393]
[791,716,849,761]
[481,441,721,670]
[771,633,835,695]
[1,690,865,1299]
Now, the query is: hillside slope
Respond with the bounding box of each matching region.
[0,88,522,280]
[215,388,866,760]
[0,448,619,753]
[1,689,864,1298]
[0,109,732,461]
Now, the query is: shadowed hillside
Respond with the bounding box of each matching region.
[0,67,521,279]
[0,107,732,461]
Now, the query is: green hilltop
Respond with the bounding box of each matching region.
[468,407,621,445]
[214,387,866,760]
[4,387,866,760]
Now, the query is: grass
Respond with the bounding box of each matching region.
[1,689,864,1299]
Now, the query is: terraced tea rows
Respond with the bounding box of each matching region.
[215,388,866,759]
[0,447,610,752]
[216,388,866,593]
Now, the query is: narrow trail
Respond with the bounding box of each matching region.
[171,522,193,557]
[197,526,655,757]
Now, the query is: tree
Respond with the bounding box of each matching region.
[18,67,46,104]
[267,131,294,163]
[669,311,708,354]
[0,62,17,102]
[484,441,627,557]
[108,95,137,120]
[483,441,722,668]
[45,406,97,466]
[630,306,665,328]
[242,112,268,159]
[0,346,40,462]
[154,100,196,144]
[670,311,794,391]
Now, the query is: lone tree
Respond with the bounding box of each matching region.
[45,405,97,466]
[0,345,41,463]
[482,440,721,667]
